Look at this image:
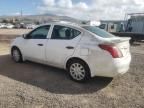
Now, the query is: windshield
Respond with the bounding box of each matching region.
[82,26,115,38]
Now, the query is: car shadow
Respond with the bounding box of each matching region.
[0,54,112,94]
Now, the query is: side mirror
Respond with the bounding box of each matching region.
[22,34,27,39]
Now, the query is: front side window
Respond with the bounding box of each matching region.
[27,25,50,39]
[83,26,115,38]
[51,25,81,40]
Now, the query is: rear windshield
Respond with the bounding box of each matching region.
[82,26,115,38]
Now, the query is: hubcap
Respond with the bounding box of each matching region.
[12,49,20,61]
[70,63,85,80]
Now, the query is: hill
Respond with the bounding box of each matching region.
[0,14,82,24]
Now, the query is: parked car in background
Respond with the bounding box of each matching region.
[0,24,4,28]
[0,23,6,28]
[26,24,37,29]
[5,24,14,29]
[14,24,21,29]
[11,21,131,82]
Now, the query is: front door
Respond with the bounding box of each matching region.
[23,25,51,63]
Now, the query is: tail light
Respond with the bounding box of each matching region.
[99,44,123,58]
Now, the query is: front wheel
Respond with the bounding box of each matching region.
[11,47,23,63]
[67,59,91,82]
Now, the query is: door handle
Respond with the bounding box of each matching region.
[37,44,43,46]
[66,46,74,49]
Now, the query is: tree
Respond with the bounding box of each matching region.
[1,19,9,23]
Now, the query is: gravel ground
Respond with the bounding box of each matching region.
[0,42,144,108]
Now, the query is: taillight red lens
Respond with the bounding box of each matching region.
[99,44,123,58]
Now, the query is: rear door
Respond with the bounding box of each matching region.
[46,25,82,68]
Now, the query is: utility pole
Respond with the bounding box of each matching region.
[21,9,23,17]
[19,9,23,24]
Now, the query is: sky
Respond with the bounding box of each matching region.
[0,0,144,20]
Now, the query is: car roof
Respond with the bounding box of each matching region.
[39,21,82,29]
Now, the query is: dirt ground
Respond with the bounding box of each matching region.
[0,29,31,41]
[0,33,144,108]
[0,29,31,35]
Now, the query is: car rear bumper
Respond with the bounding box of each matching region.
[110,55,131,77]
[90,54,131,78]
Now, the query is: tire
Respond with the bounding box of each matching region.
[11,47,23,63]
[67,59,91,82]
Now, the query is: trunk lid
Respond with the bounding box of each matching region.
[103,37,131,57]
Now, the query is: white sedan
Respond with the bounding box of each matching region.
[11,22,131,82]
[6,24,14,29]
[26,24,37,29]
[0,24,5,28]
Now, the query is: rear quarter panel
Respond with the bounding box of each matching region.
[68,32,118,77]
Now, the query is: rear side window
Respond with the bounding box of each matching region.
[83,26,115,38]
[51,25,81,40]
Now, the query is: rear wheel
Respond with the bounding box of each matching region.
[11,47,23,63]
[67,59,91,82]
